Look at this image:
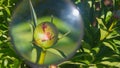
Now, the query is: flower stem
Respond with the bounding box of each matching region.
[39,50,46,64]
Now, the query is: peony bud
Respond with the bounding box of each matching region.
[34,22,58,49]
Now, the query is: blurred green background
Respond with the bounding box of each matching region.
[11,16,81,65]
[0,0,120,68]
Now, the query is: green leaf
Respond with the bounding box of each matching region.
[105,11,112,23]
[81,40,91,51]
[71,52,93,65]
[2,59,7,67]
[47,48,66,59]
[94,45,115,63]
[31,48,37,62]
[13,59,21,68]
[92,47,100,54]
[113,39,120,45]
[103,42,115,51]
[0,11,3,15]
[4,6,11,16]
[109,41,120,54]
[101,11,113,24]
[100,27,109,40]
[106,30,120,39]
[96,18,108,40]
[96,18,107,30]
[100,56,120,68]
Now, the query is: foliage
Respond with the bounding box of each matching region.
[0,0,30,68]
[0,0,120,68]
[60,0,120,68]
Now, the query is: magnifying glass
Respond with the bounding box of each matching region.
[9,0,83,67]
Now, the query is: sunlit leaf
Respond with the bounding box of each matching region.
[105,11,112,23]
[103,42,114,51]
[91,47,100,54]
[113,39,120,45]
[96,18,108,40]
[108,20,117,31]
[100,61,120,68]
[106,30,120,39]
[4,6,11,16]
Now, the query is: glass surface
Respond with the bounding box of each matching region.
[10,0,83,66]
